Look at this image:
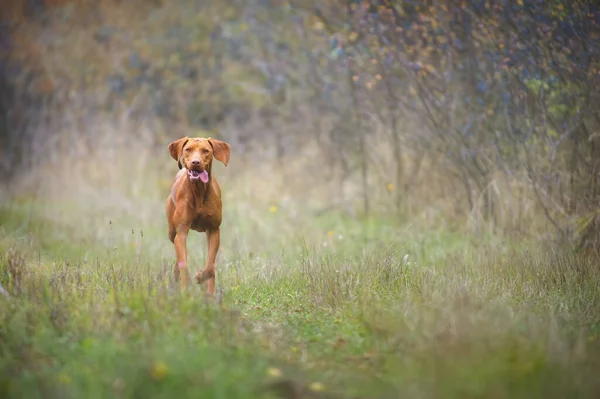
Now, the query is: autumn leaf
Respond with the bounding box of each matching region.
[424,64,436,74]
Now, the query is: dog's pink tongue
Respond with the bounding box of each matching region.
[199,170,209,183]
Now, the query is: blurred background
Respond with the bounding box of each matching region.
[2,3,600,397]
[0,0,598,252]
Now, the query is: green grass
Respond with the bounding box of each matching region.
[1,199,600,399]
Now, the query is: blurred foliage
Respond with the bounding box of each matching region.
[0,0,599,245]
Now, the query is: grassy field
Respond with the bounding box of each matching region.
[1,171,600,399]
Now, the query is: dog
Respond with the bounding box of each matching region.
[165,136,231,294]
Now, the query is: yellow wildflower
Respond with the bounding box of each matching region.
[150,361,168,381]
[309,382,325,392]
[269,205,278,214]
[267,367,282,378]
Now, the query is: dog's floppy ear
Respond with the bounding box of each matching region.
[208,138,231,167]
[168,137,189,169]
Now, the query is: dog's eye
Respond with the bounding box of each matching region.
[185,148,191,152]
[202,149,209,154]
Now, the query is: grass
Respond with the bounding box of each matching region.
[2,184,600,399]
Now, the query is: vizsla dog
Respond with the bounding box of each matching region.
[165,136,231,294]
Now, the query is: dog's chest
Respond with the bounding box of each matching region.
[192,203,215,218]
[191,210,219,232]
[190,196,221,230]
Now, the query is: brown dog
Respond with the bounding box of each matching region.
[165,136,231,294]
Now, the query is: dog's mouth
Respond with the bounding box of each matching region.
[188,169,209,183]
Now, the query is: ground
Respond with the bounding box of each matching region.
[1,198,600,399]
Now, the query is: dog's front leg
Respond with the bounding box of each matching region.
[174,224,192,289]
[196,228,219,294]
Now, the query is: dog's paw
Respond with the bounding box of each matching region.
[195,269,214,284]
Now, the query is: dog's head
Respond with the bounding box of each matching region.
[168,137,231,183]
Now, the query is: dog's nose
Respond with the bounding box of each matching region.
[191,159,201,167]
